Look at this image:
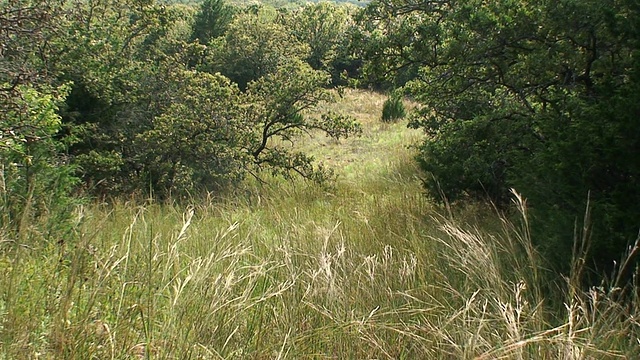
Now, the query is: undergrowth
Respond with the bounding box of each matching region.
[1,90,638,359]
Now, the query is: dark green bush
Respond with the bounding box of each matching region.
[381,91,406,122]
[386,0,640,278]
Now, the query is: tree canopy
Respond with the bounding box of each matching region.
[359,0,640,274]
[1,0,361,204]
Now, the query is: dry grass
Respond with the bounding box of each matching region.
[298,88,422,177]
[1,90,638,359]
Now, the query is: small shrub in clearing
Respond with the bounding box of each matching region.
[381,90,406,122]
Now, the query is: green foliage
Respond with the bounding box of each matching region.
[283,2,365,86]
[362,0,640,275]
[47,0,182,195]
[244,60,362,179]
[206,9,310,89]
[136,60,362,198]
[353,3,422,89]
[0,83,79,235]
[137,69,246,195]
[0,0,359,201]
[190,0,234,44]
[381,89,406,122]
[0,1,80,238]
[285,2,350,70]
[0,0,62,85]
[0,0,358,205]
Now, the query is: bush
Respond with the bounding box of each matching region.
[0,84,81,241]
[381,90,406,122]
[400,0,640,279]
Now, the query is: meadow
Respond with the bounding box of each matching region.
[1,90,638,359]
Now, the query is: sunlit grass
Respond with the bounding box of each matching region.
[1,90,638,359]
[298,88,422,176]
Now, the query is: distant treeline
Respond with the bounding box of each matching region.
[164,0,369,8]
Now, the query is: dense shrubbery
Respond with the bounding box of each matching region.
[0,0,367,252]
[0,2,80,238]
[361,0,640,277]
[2,0,362,202]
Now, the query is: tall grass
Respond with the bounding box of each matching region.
[3,174,638,358]
[1,90,638,358]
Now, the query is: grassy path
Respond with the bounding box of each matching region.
[300,88,422,178]
[1,90,638,359]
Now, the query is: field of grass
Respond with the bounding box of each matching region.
[1,90,639,359]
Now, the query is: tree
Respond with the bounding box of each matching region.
[49,0,188,194]
[136,69,246,196]
[284,2,366,86]
[0,0,78,233]
[361,0,640,275]
[243,60,362,180]
[205,9,309,90]
[138,59,361,197]
[1,0,65,154]
[190,0,234,45]
[285,3,351,71]
[354,1,425,88]
[1,0,361,201]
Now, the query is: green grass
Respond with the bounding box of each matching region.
[1,89,639,359]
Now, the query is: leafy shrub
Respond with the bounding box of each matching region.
[372,0,640,278]
[381,90,406,122]
[0,84,80,240]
